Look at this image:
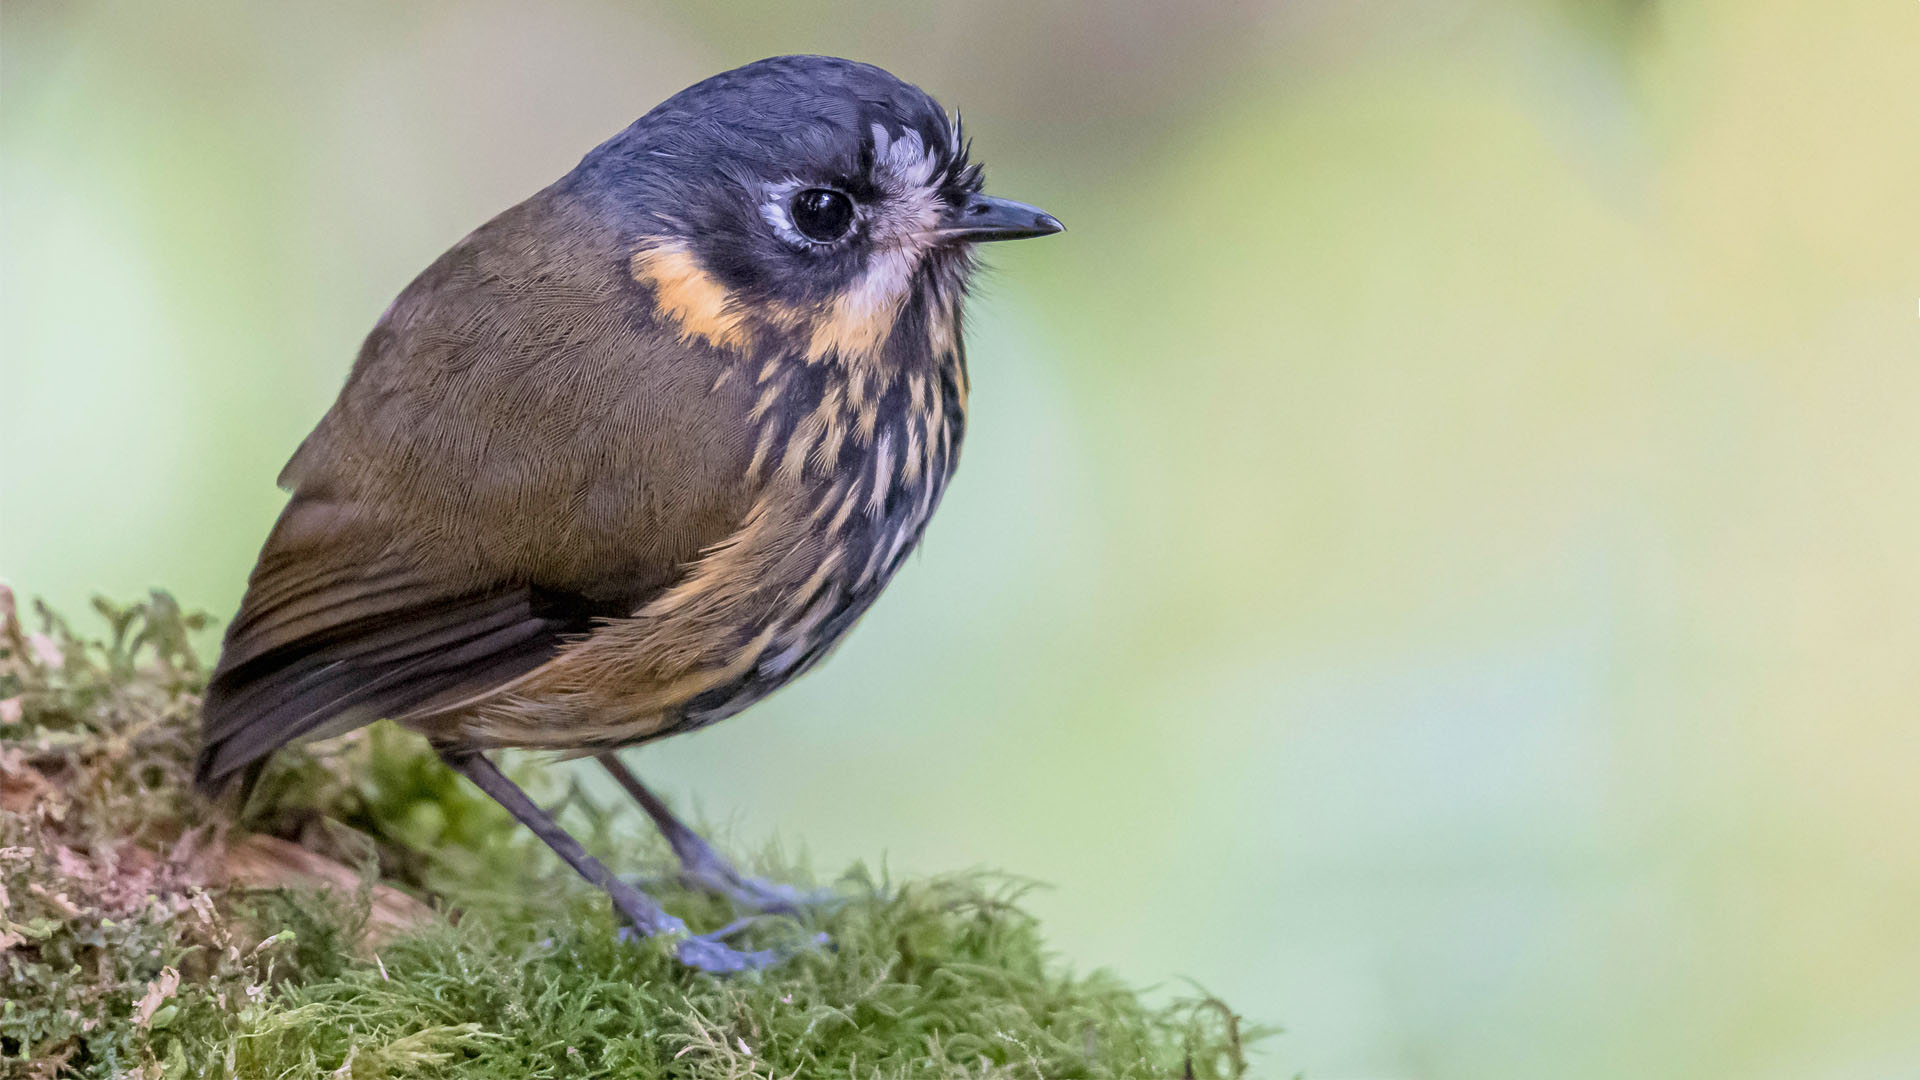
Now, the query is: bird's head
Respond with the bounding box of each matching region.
[570,55,1061,364]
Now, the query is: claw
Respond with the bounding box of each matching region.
[703,915,764,939]
[616,911,830,972]
[673,934,783,973]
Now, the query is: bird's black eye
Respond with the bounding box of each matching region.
[790,188,854,243]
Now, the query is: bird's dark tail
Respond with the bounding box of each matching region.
[195,585,597,798]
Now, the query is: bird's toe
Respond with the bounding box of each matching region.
[674,934,782,973]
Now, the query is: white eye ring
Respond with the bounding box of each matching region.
[760,179,862,250]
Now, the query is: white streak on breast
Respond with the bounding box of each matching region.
[866,429,894,516]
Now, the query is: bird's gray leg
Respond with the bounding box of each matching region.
[437,747,779,973]
[595,752,831,916]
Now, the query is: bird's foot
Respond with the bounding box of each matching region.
[616,913,829,973]
[677,860,841,917]
[674,932,780,974]
[629,843,840,917]
[616,916,779,973]
[440,750,819,975]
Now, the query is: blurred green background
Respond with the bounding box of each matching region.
[5,1,1919,1076]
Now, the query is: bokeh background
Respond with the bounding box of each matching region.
[5,1,1919,1076]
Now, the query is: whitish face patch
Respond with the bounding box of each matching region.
[758,124,956,365]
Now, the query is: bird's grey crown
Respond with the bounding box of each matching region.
[574,55,977,216]
[564,54,983,319]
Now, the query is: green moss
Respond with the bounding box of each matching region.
[1,590,1269,1078]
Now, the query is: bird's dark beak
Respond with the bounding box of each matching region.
[935,195,1064,244]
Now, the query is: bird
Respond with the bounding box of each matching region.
[193,55,1062,972]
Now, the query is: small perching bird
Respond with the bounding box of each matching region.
[194,55,1061,971]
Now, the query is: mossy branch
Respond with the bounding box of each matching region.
[0,587,1268,1079]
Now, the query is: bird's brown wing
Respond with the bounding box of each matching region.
[193,492,615,792]
[196,193,755,795]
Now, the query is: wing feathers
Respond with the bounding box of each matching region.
[196,599,572,789]
[195,542,606,794]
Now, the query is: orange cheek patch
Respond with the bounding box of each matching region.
[630,243,753,350]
